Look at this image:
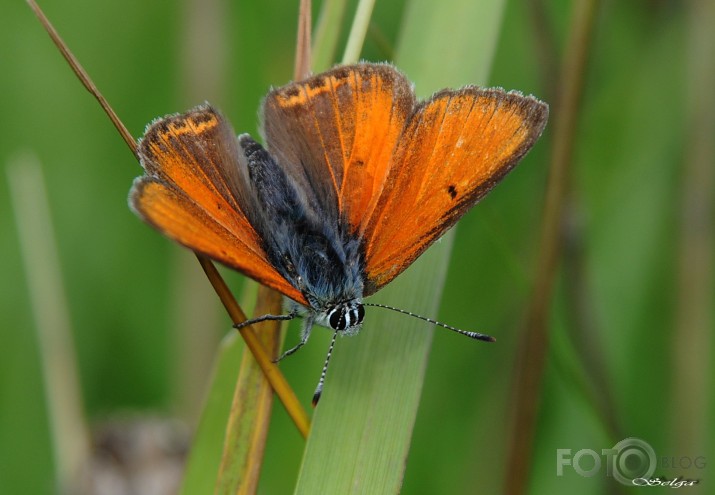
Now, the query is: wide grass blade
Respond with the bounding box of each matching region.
[396,0,506,89]
[294,0,507,493]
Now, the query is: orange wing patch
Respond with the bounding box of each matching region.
[262,64,416,234]
[131,105,308,306]
[362,89,548,294]
[130,69,547,306]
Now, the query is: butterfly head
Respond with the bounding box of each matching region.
[324,300,365,335]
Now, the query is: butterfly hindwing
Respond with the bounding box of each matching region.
[131,105,309,305]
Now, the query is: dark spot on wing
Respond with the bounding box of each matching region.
[332,67,351,81]
[447,184,457,199]
[192,112,214,125]
[282,86,300,98]
[308,76,326,90]
[155,121,171,134]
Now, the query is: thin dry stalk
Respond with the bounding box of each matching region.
[504,0,602,492]
[26,0,310,438]
[671,0,714,474]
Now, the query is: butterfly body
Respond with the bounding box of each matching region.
[130,62,548,350]
[235,134,366,335]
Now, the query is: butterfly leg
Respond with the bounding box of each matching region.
[233,309,298,330]
[274,316,315,362]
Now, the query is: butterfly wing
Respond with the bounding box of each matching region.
[361,88,548,295]
[261,63,416,234]
[130,105,309,306]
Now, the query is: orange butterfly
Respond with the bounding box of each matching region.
[130,63,547,399]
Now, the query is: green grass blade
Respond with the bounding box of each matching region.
[179,331,244,494]
[294,0,506,493]
[396,0,506,90]
[312,0,349,72]
[7,154,90,493]
[341,0,377,64]
[295,237,454,494]
[213,287,285,494]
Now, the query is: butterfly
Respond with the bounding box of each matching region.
[130,63,548,399]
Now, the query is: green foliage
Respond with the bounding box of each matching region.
[2,0,709,494]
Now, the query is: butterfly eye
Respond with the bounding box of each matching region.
[328,307,346,330]
[327,303,364,331]
[355,304,365,325]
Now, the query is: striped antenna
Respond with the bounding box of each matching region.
[363,303,496,342]
[312,331,338,406]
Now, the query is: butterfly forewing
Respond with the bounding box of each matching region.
[262,64,415,235]
[362,89,548,294]
[131,105,309,305]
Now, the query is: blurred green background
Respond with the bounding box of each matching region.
[2,0,712,493]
